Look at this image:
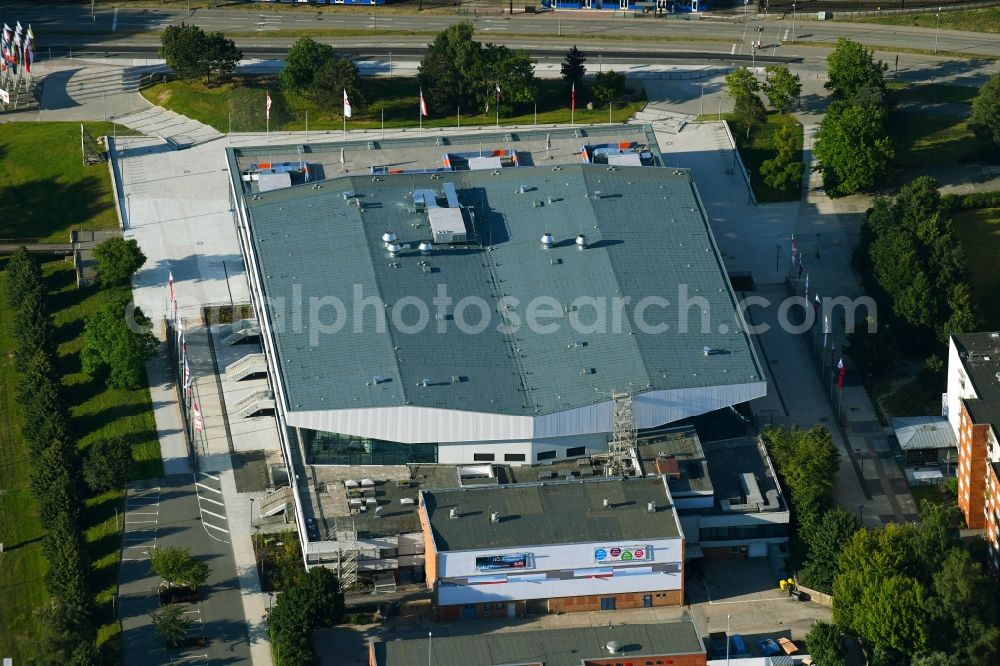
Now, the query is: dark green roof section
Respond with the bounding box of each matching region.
[422,477,680,552]
[242,163,762,415]
[375,620,704,666]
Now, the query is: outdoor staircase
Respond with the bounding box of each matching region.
[259,486,293,518]
[232,390,275,419]
[224,320,261,346]
[225,353,267,382]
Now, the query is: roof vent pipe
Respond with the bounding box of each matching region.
[387,242,402,257]
[541,232,555,249]
[647,501,656,513]
[419,241,433,255]
[449,507,459,519]
[490,511,500,524]
[603,498,611,510]
[575,234,587,250]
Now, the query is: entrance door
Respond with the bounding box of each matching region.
[600,597,617,611]
[643,594,653,608]
[620,0,628,8]
[507,602,516,618]
[691,0,698,9]
[462,604,476,619]
[583,0,592,7]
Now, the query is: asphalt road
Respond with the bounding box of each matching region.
[11,3,1000,62]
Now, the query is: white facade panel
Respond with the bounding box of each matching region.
[436,570,682,605]
[286,381,766,444]
[438,538,683,579]
[437,433,607,465]
[948,337,976,438]
[698,510,790,528]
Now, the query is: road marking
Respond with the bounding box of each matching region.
[125,519,158,524]
[195,482,222,494]
[199,508,227,521]
[199,472,220,481]
[203,522,230,534]
[127,510,159,516]
[112,8,118,32]
[199,496,225,508]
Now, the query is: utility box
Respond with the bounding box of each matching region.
[817,10,832,19]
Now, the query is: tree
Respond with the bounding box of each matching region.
[798,507,861,593]
[475,45,537,114]
[805,622,848,666]
[82,437,132,493]
[81,296,158,390]
[43,512,91,607]
[591,70,626,107]
[93,237,146,286]
[280,37,334,96]
[763,426,840,544]
[269,567,344,666]
[825,37,887,104]
[725,67,760,103]
[762,65,802,113]
[969,72,1000,154]
[814,100,894,196]
[561,45,587,86]
[149,546,211,589]
[417,23,481,116]
[928,548,1000,663]
[312,57,364,113]
[150,603,193,648]
[6,246,44,312]
[759,123,803,192]
[34,463,81,529]
[204,32,241,84]
[26,600,95,666]
[160,23,209,81]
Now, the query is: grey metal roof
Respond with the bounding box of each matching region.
[243,163,762,416]
[891,416,957,451]
[421,477,680,552]
[374,620,704,666]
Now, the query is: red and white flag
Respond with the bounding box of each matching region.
[265,92,272,121]
[495,83,501,104]
[193,402,204,433]
[837,358,846,389]
[343,89,352,119]
[168,271,174,303]
[419,89,428,117]
[571,82,576,113]
[183,357,191,389]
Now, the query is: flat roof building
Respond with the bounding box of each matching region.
[367,619,707,666]
[418,476,685,619]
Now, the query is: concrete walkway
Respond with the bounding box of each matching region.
[116,106,224,147]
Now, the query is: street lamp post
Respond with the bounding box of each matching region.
[791,2,796,39]
[935,8,942,53]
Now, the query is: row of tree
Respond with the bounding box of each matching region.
[814,38,894,196]
[807,502,1000,666]
[280,37,364,111]
[850,175,979,372]
[160,23,241,85]
[6,248,99,665]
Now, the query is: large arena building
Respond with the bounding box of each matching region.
[226,128,764,470]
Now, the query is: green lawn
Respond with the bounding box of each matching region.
[726,112,804,203]
[141,75,646,133]
[887,82,979,104]
[0,122,130,243]
[0,262,163,660]
[892,112,981,167]
[953,207,1000,330]
[843,6,1000,33]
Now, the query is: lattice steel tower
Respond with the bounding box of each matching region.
[606,389,637,476]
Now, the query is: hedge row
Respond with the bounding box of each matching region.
[941,190,1000,212]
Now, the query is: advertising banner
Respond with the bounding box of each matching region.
[475,553,530,572]
[594,545,650,563]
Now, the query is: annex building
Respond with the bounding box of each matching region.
[226,128,765,470]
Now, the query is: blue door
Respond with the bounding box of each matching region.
[462,604,476,619]
[643,594,653,608]
[600,597,616,611]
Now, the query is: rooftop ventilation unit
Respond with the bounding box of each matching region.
[603,498,611,510]
[387,241,402,257]
[541,233,555,249]
[647,501,656,513]
[420,378,430,388]
[575,234,587,250]
[382,230,397,245]
[490,511,500,524]
[449,507,459,519]
[606,641,621,655]
[419,241,433,255]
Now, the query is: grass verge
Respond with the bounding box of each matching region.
[141,75,646,132]
[0,122,132,243]
[952,207,1000,330]
[887,81,978,104]
[840,7,1000,34]
[891,111,980,167]
[726,112,804,203]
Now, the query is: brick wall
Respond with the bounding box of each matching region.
[957,403,988,529]
[417,498,438,588]
[986,463,1000,571]
[582,654,706,666]
[543,588,683,614]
